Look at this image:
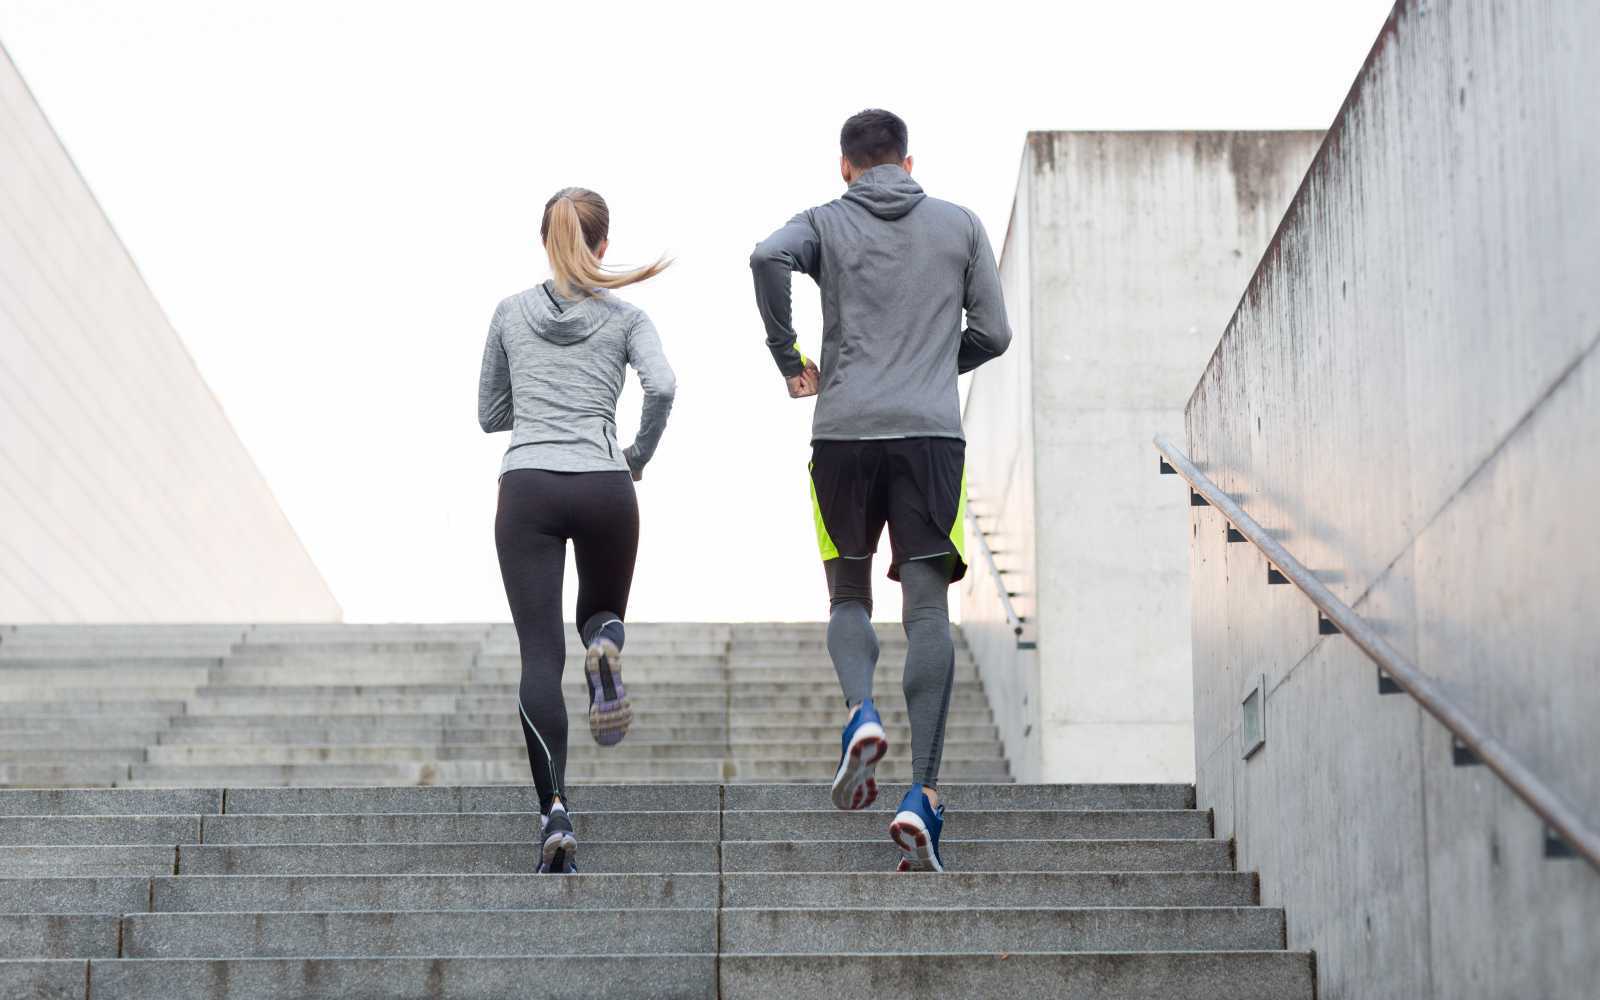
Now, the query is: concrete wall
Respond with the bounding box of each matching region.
[0,44,340,622]
[1183,1,1600,997]
[964,131,1318,783]
[959,153,1042,780]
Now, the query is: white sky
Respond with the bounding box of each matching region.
[0,0,1392,623]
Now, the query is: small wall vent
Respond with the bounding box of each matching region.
[1241,674,1267,759]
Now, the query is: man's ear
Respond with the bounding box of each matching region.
[902,155,914,175]
[840,155,854,185]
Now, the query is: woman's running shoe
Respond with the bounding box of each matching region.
[585,636,632,746]
[538,804,577,874]
[830,698,889,810]
[890,784,946,872]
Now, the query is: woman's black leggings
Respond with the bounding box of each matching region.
[495,469,638,813]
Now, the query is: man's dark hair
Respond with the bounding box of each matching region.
[840,109,909,168]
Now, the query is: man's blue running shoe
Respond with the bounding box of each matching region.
[890,784,946,872]
[830,699,889,810]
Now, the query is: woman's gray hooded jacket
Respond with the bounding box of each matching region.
[478,282,676,477]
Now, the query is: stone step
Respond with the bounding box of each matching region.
[721,809,1207,841]
[720,838,1231,873]
[14,836,1232,877]
[723,783,1191,810]
[182,697,464,716]
[221,784,723,814]
[39,870,1256,913]
[164,708,997,729]
[0,869,1265,917]
[16,952,1314,1000]
[0,808,1198,846]
[0,783,1180,815]
[150,725,760,745]
[0,700,187,715]
[0,815,200,845]
[136,741,1005,766]
[462,667,986,683]
[0,877,151,914]
[0,658,220,672]
[0,664,215,683]
[0,788,222,816]
[0,646,232,660]
[230,641,483,657]
[198,810,718,844]
[732,759,1011,781]
[0,846,176,877]
[121,908,718,958]
[0,717,170,733]
[111,905,1279,960]
[480,646,732,659]
[718,952,1314,1000]
[149,873,719,912]
[0,914,118,958]
[18,954,719,999]
[243,625,492,639]
[216,655,477,671]
[719,870,1256,908]
[121,758,1013,786]
[180,682,987,702]
[140,744,723,765]
[175,841,717,875]
[0,748,149,764]
[0,763,129,788]
[0,733,163,750]
[719,905,1284,953]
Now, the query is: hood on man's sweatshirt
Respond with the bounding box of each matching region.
[513,282,612,345]
[840,163,927,220]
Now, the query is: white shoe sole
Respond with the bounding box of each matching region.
[540,828,577,874]
[890,809,944,872]
[586,639,632,746]
[830,721,888,810]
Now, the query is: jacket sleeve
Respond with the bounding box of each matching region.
[956,210,1013,375]
[749,211,820,378]
[623,311,678,475]
[477,303,513,432]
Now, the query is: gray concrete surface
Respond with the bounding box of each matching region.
[0,623,1011,788]
[0,623,1306,997]
[1179,1,1600,997]
[961,130,1321,783]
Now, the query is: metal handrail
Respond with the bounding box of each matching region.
[1155,433,1599,871]
[964,495,1035,650]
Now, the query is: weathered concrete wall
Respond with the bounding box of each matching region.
[0,44,340,622]
[964,130,1318,782]
[1183,1,1600,997]
[959,153,1041,781]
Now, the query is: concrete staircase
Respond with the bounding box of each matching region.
[0,624,1314,998]
[0,623,1006,788]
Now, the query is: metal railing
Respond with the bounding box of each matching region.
[964,494,1036,651]
[1155,433,1599,871]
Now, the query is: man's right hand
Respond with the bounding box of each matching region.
[786,360,821,398]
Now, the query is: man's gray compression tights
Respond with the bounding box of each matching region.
[826,557,956,786]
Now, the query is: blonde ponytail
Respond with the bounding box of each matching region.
[541,188,670,298]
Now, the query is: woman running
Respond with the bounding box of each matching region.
[478,187,675,874]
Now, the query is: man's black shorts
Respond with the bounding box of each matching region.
[808,437,968,582]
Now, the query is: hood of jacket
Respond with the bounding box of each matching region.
[840,163,927,220]
[514,282,611,345]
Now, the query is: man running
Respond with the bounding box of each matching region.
[749,109,1011,871]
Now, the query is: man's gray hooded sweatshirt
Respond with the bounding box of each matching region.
[478,282,675,476]
[750,163,1011,441]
